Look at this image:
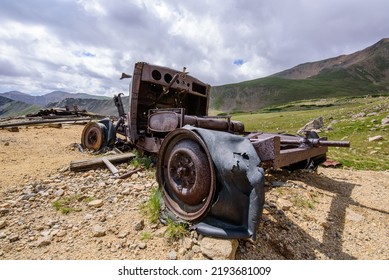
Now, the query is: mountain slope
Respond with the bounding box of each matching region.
[211,38,389,113]
[0,96,41,118]
[46,97,128,117]
[0,91,110,106]
[273,38,389,82]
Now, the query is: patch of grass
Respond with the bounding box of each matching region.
[141,187,161,223]
[140,231,152,241]
[131,150,154,169]
[274,187,286,196]
[292,195,316,209]
[52,195,83,214]
[84,196,95,203]
[165,218,188,241]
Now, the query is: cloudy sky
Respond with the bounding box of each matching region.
[0,0,388,96]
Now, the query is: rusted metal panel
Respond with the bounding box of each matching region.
[274,146,328,169]
[135,136,161,153]
[138,62,210,97]
[250,136,280,165]
[249,132,333,169]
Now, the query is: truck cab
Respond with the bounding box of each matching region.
[127,62,210,152]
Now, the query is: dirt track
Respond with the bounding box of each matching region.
[0,125,388,259]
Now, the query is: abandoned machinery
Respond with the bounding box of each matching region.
[81,62,350,239]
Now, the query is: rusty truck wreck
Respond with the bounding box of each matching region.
[81,62,349,239]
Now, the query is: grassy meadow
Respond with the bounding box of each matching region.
[218,95,389,171]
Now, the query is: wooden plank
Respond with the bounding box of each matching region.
[69,153,135,172]
[117,168,142,179]
[102,157,119,176]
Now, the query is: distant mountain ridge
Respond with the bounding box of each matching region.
[46,97,128,117]
[272,38,389,81]
[211,38,389,113]
[0,91,110,106]
[0,96,40,118]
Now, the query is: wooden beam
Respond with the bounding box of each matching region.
[102,157,119,176]
[69,153,135,172]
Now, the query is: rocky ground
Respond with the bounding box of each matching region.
[0,125,388,260]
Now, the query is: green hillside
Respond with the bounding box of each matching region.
[0,96,41,118]
[231,95,389,171]
[211,39,389,113]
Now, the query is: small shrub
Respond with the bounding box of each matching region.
[165,218,188,241]
[292,195,316,209]
[141,187,161,223]
[84,196,95,203]
[52,196,82,214]
[131,150,154,169]
[140,231,152,241]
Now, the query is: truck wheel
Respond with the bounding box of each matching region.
[81,122,106,151]
[157,129,216,222]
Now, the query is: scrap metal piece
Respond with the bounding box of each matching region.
[81,118,116,151]
[81,122,106,150]
[188,126,265,240]
[322,159,343,167]
[120,73,132,80]
[0,117,93,129]
[158,126,265,240]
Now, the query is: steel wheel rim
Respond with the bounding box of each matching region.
[157,129,215,221]
[81,122,105,150]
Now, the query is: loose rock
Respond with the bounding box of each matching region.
[277,198,294,211]
[134,220,144,231]
[8,234,20,243]
[167,251,177,260]
[368,135,383,142]
[297,117,324,134]
[182,237,193,250]
[346,209,364,222]
[352,112,366,119]
[0,220,7,229]
[92,224,106,237]
[35,236,52,247]
[54,189,64,197]
[88,199,104,208]
[117,230,129,239]
[382,116,389,126]
[200,237,238,260]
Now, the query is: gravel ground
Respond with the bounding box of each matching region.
[0,125,388,259]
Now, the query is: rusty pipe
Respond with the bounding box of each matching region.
[280,139,350,147]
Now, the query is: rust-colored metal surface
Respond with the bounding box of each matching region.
[157,128,216,221]
[248,132,349,169]
[81,122,105,150]
[147,110,244,134]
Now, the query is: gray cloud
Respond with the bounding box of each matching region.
[0,0,388,95]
